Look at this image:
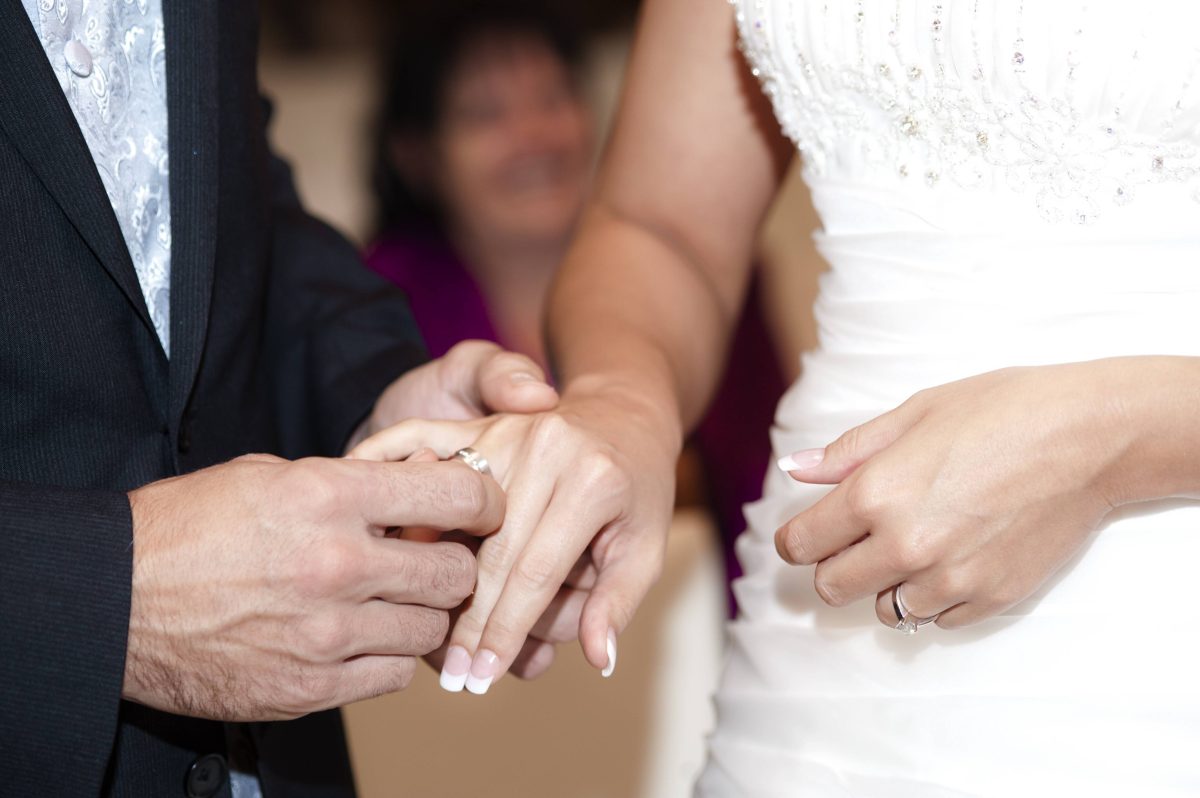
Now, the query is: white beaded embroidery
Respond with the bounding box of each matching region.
[733,0,1200,224]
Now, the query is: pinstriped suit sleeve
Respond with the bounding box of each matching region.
[0,481,133,796]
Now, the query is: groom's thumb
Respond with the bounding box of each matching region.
[475,348,559,415]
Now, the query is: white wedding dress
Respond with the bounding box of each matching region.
[700,2,1200,795]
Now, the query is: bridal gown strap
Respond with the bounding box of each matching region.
[700,2,1200,796]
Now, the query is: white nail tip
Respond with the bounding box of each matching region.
[601,631,617,678]
[439,670,468,693]
[464,674,493,695]
[777,455,801,472]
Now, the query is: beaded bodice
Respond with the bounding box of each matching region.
[734,0,1200,230]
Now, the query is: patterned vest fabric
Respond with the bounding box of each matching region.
[25,0,173,354]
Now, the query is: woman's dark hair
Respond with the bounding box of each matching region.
[370,0,584,238]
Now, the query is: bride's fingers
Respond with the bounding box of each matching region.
[465,484,618,692]
[564,553,598,590]
[508,638,556,680]
[901,565,1030,630]
[347,417,487,462]
[775,478,871,566]
[407,448,439,463]
[810,535,904,608]
[579,522,669,675]
[438,451,560,692]
[872,580,963,630]
[529,586,589,644]
[929,601,992,629]
[781,397,927,485]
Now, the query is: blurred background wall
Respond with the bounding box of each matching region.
[257,2,824,795]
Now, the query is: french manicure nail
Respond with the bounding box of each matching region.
[510,371,537,384]
[439,645,471,693]
[601,628,618,679]
[464,649,499,695]
[777,448,825,473]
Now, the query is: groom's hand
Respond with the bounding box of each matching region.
[347,341,559,450]
[123,453,503,721]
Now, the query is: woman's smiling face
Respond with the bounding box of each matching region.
[432,33,592,247]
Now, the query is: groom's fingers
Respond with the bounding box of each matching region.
[334,655,418,706]
[474,348,560,414]
[438,340,558,417]
[352,460,505,536]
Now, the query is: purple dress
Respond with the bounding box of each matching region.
[366,233,787,613]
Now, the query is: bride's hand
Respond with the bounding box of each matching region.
[773,359,1174,629]
[347,390,679,691]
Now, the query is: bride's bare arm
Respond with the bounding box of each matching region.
[353,0,793,692]
[548,0,793,432]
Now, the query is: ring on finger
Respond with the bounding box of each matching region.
[453,447,491,476]
[890,584,939,635]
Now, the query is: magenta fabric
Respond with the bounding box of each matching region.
[366,233,786,614]
[364,234,497,357]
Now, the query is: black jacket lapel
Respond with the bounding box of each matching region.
[0,0,157,339]
[163,0,219,424]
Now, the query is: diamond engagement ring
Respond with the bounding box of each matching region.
[891,584,938,635]
[452,447,491,476]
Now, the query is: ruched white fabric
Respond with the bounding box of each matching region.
[700,2,1200,795]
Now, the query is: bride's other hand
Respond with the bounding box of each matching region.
[774,357,1200,629]
[348,389,678,691]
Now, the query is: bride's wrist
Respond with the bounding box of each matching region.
[560,373,686,456]
[1090,356,1200,505]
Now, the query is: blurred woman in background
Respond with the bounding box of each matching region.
[367,2,588,368]
[365,1,785,606]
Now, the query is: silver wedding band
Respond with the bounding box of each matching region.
[891,584,938,635]
[452,447,491,476]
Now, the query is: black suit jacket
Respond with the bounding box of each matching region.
[0,1,427,795]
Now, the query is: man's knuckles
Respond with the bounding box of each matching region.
[410,541,477,606]
[397,606,452,654]
[292,538,365,599]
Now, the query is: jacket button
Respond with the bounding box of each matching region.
[177,421,192,455]
[185,753,228,798]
